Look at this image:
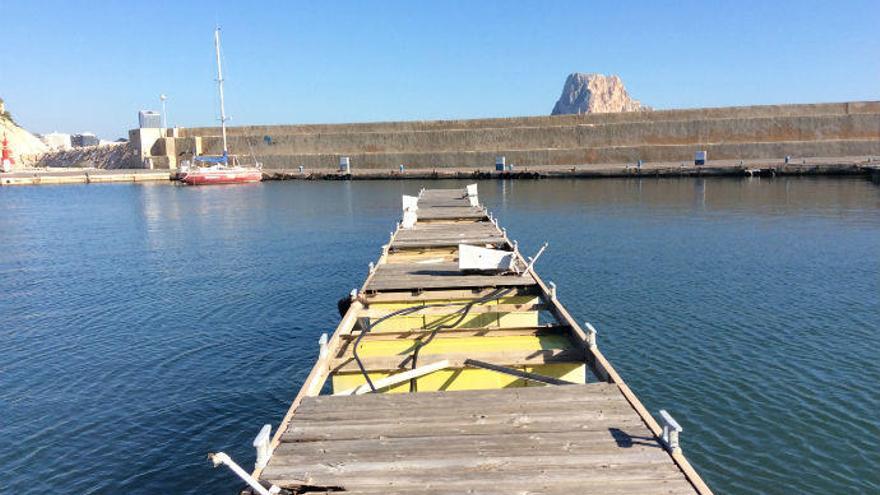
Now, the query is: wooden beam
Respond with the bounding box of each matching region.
[331,347,585,373]
[342,324,569,341]
[463,358,575,386]
[333,360,451,396]
[362,286,539,303]
[358,302,544,319]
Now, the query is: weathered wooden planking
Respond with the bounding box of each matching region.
[363,287,539,303]
[262,382,695,493]
[392,220,504,248]
[255,187,708,495]
[417,206,487,220]
[284,384,637,442]
[419,188,468,198]
[296,382,621,412]
[342,324,569,341]
[366,262,535,291]
[284,411,645,442]
[395,223,499,236]
[359,302,544,318]
[279,479,698,495]
[391,238,506,249]
[272,429,665,458]
[291,400,637,424]
[416,199,474,207]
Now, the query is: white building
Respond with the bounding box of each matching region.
[41,132,72,150]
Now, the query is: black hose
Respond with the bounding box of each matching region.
[352,287,514,393]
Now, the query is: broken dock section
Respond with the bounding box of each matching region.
[214,185,714,495]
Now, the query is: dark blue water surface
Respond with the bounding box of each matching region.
[1,178,878,494]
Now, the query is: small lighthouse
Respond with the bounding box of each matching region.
[1,133,15,172]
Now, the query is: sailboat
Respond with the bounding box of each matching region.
[180,27,262,185]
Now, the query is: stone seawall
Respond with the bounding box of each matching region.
[141,101,880,170]
[180,101,880,137]
[233,140,880,170]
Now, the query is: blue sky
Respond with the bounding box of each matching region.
[2,0,878,138]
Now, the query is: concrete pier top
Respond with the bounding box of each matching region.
[0,169,171,186]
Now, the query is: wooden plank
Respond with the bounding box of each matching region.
[271,429,665,458]
[367,262,536,291]
[392,238,506,249]
[363,287,539,303]
[342,324,568,341]
[299,382,619,408]
[334,360,451,396]
[298,384,629,411]
[267,450,673,475]
[396,223,499,233]
[284,415,649,443]
[291,400,636,424]
[308,479,698,495]
[358,302,544,318]
[330,346,585,373]
[464,358,575,385]
[262,462,689,489]
[417,208,487,220]
[394,230,501,240]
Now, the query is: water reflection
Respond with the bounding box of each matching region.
[471,177,880,221]
[0,177,877,495]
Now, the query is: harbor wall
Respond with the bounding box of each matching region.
[180,101,880,136]
[141,101,880,170]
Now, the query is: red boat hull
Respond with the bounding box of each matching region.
[182,170,263,185]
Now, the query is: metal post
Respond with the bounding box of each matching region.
[549,281,557,300]
[214,27,229,155]
[160,94,168,129]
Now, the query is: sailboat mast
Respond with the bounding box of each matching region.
[214,27,228,155]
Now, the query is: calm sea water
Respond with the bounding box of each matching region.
[1,178,878,494]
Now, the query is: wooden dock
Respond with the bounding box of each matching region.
[235,186,713,495]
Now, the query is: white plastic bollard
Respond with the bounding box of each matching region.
[318,333,329,359]
[253,424,272,469]
[659,409,683,453]
[584,322,598,349]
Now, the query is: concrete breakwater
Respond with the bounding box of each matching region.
[136,100,880,171]
[260,157,878,181]
[4,156,876,186]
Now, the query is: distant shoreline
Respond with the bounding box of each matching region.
[3,156,879,186]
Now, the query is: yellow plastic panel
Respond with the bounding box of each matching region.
[353,334,574,358]
[332,362,585,394]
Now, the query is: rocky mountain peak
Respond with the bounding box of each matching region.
[551,73,649,115]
